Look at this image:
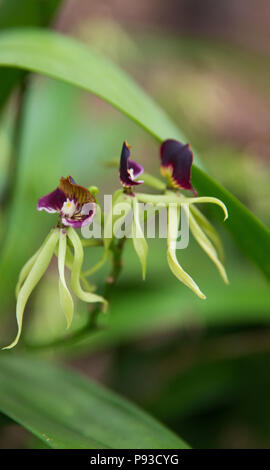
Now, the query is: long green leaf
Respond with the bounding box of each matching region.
[0,29,268,278]
[0,354,188,449]
[0,1,62,109]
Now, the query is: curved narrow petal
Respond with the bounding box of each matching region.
[119,141,144,187]
[37,188,66,213]
[182,196,228,221]
[188,209,228,284]
[15,247,42,298]
[167,205,206,299]
[62,244,96,293]
[160,139,196,194]
[3,229,59,350]
[190,205,225,262]
[104,190,125,251]
[67,227,108,310]
[137,192,228,223]
[132,197,148,280]
[58,229,74,328]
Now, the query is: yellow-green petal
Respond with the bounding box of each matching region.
[58,230,74,328]
[132,197,148,280]
[190,205,225,262]
[167,205,206,300]
[3,229,59,350]
[103,190,125,251]
[181,196,228,221]
[15,247,41,298]
[67,227,108,311]
[188,209,228,284]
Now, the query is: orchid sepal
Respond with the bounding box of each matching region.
[131,197,148,280]
[3,229,59,350]
[67,227,108,312]
[187,208,228,284]
[167,205,206,300]
[58,229,74,329]
[190,205,225,263]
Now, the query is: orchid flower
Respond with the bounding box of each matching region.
[135,138,228,299]
[37,175,96,227]
[4,177,107,349]
[104,141,148,279]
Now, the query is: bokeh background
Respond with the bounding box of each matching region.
[0,0,270,449]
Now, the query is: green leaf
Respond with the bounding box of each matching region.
[0,1,62,109]
[0,29,268,278]
[0,354,189,449]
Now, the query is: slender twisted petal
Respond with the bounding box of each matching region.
[167,204,206,299]
[104,190,126,251]
[62,244,95,293]
[67,227,108,310]
[3,229,59,350]
[15,247,42,298]
[132,197,148,280]
[187,208,228,283]
[58,230,74,328]
[180,196,228,221]
[190,205,225,262]
[136,192,228,222]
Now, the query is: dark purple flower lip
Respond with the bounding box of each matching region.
[119,141,144,188]
[160,139,197,195]
[37,176,96,228]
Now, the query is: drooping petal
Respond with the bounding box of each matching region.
[132,197,148,280]
[67,227,108,310]
[137,192,228,222]
[181,196,228,221]
[167,204,206,299]
[188,208,228,284]
[58,229,74,328]
[160,139,197,194]
[104,190,126,251]
[119,141,144,187]
[15,247,42,298]
[190,205,225,262]
[63,244,96,293]
[37,187,66,213]
[3,229,59,350]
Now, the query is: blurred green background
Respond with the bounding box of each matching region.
[0,0,270,449]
